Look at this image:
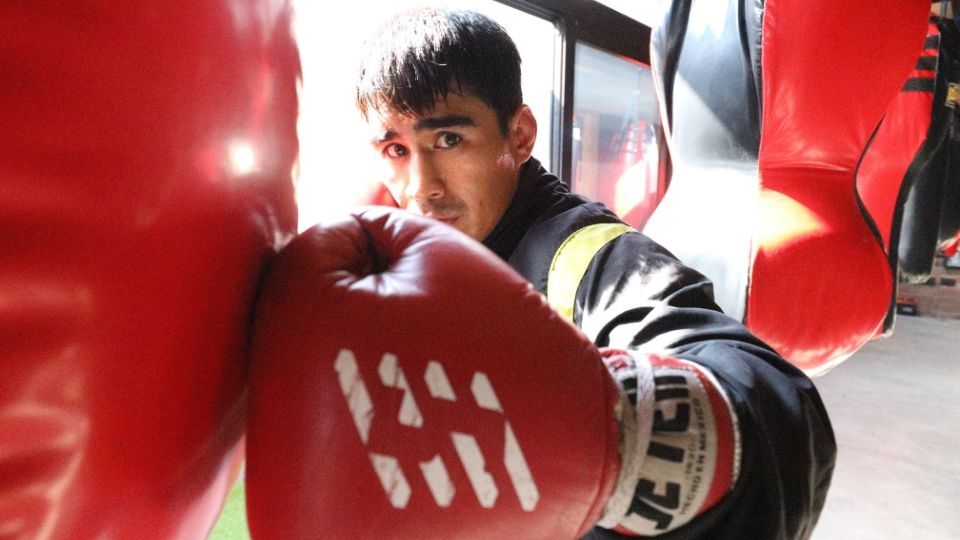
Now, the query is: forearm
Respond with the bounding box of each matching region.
[577,237,836,538]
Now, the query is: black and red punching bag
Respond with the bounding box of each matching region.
[857,14,960,337]
[645,0,930,373]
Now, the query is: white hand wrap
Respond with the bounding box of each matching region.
[597,352,655,529]
[597,351,741,536]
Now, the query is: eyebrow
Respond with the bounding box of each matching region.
[372,114,477,145]
[414,114,476,131]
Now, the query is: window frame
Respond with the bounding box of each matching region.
[494,0,653,185]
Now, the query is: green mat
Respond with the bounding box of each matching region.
[207,481,250,540]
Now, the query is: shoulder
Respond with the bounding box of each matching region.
[506,197,621,293]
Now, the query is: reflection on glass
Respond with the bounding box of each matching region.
[572,43,662,229]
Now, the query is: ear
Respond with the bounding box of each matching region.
[508,105,537,163]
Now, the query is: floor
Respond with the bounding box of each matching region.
[810,315,960,540]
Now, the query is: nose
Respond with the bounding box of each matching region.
[404,152,444,203]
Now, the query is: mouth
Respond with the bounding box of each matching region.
[424,213,458,226]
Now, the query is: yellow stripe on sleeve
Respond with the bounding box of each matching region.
[546,222,634,322]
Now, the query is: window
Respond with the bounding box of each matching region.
[501,0,662,227]
[572,43,662,228]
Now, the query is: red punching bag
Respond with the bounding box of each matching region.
[0,1,298,537]
[646,0,930,373]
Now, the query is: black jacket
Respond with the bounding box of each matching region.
[483,158,836,540]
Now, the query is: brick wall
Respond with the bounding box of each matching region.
[897,253,960,319]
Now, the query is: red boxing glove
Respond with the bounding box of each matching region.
[246,208,739,538]
[362,182,400,207]
[247,208,620,537]
[0,2,298,537]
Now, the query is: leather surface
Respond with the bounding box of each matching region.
[0,2,299,537]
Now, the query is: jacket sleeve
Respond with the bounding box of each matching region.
[577,232,836,540]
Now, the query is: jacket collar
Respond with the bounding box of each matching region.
[482,156,558,260]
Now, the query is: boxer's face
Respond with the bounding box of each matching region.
[368,92,536,242]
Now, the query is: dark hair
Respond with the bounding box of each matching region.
[356,8,523,135]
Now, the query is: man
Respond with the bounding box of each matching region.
[354,8,834,539]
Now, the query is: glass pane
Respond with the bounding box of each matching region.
[572,42,662,229]
[294,2,557,231]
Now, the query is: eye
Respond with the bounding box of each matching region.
[436,132,462,149]
[384,143,408,159]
